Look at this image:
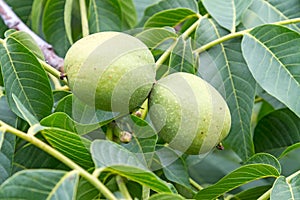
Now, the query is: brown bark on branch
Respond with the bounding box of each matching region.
[0,0,64,72]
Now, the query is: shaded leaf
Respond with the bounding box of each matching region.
[279,142,300,159]
[64,0,75,44]
[195,18,256,160]
[88,0,137,33]
[254,108,300,157]
[148,193,185,200]
[195,164,280,200]
[133,0,160,22]
[76,178,100,200]
[104,165,172,193]
[0,129,15,184]
[31,0,47,35]
[0,95,21,127]
[144,8,197,28]
[271,175,300,200]
[242,24,300,117]
[139,0,198,26]
[244,153,281,173]
[230,185,271,200]
[122,115,157,168]
[241,0,300,32]
[6,0,34,25]
[135,27,177,49]
[91,139,146,170]
[155,146,190,188]
[42,128,94,169]
[169,36,195,74]
[202,0,253,32]
[43,0,70,56]
[0,169,67,199]
[0,31,53,121]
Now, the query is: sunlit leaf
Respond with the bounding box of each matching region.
[241,0,300,32]
[195,18,256,160]
[148,193,185,200]
[242,24,300,117]
[202,0,253,32]
[195,164,280,200]
[270,175,300,200]
[254,108,300,156]
[0,31,53,121]
[244,153,281,173]
[64,0,75,44]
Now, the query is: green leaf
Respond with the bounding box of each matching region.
[195,164,280,200]
[0,169,69,199]
[144,8,197,28]
[135,27,177,49]
[271,175,300,200]
[244,153,281,173]
[55,94,116,125]
[42,128,94,169]
[195,18,256,160]
[169,36,195,74]
[31,0,47,34]
[12,93,39,126]
[230,185,271,200]
[133,0,160,22]
[0,129,15,184]
[279,142,300,159]
[122,115,157,168]
[241,0,300,32]
[0,32,53,121]
[12,143,69,173]
[76,178,100,200]
[254,108,300,157]
[104,165,172,193]
[91,139,146,169]
[88,0,137,32]
[148,193,185,200]
[43,0,70,57]
[242,24,300,117]
[64,0,75,44]
[138,0,198,26]
[6,0,34,25]
[155,146,190,188]
[202,0,253,32]
[41,112,100,135]
[0,95,21,127]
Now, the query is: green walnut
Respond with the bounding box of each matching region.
[64,32,155,113]
[149,72,231,155]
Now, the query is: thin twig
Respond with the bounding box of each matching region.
[0,0,64,72]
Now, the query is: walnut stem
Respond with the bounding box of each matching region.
[0,0,64,72]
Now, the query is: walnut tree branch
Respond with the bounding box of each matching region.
[0,0,64,72]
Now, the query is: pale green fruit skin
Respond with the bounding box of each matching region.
[149,72,231,155]
[64,32,155,112]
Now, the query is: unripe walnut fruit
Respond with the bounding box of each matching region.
[64,32,155,113]
[149,72,231,155]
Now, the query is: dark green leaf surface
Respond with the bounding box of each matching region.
[31,0,47,35]
[0,169,67,199]
[139,0,198,26]
[271,175,300,200]
[230,185,271,200]
[195,18,256,160]
[241,0,300,31]
[6,0,34,25]
[122,115,157,168]
[133,0,160,22]
[148,193,185,200]
[88,0,137,32]
[91,140,146,169]
[279,142,300,159]
[242,25,300,117]
[0,95,21,127]
[135,27,177,49]
[0,129,15,184]
[104,165,172,193]
[169,36,195,74]
[144,8,197,28]
[202,0,252,32]
[42,128,94,169]
[195,164,280,200]
[254,108,300,156]
[43,0,70,56]
[244,153,281,173]
[0,32,53,121]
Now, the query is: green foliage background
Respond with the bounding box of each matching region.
[0,0,300,199]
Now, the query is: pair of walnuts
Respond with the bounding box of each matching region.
[64,32,231,155]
